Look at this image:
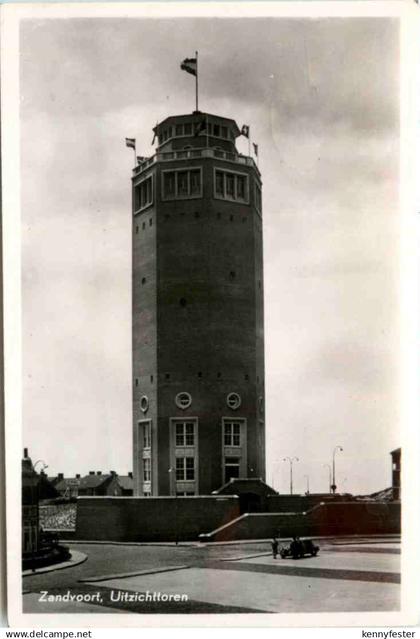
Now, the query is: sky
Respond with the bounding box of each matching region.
[21,15,400,495]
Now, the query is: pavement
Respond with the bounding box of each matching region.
[22,536,400,614]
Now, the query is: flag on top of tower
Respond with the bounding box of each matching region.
[241,125,250,138]
[180,57,197,76]
[253,143,259,156]
[125,138,136,150]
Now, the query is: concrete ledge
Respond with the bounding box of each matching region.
[220,552,271,562]
[79,564,190,583]
[22,550,87,577]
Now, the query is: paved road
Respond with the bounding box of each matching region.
[23,538,400,614]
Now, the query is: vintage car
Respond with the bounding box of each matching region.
[280,538,320,559]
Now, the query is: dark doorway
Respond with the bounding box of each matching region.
[239,492,262,514]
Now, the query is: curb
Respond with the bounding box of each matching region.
[23,550,88,577]
[79,564,190,583]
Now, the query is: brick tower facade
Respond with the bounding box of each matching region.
[132,111,265,496]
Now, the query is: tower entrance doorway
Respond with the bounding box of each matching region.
[239,492,262,514]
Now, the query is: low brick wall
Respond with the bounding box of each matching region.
[75,495,240,542]
[265,494,349,513]
[200,501,401,541]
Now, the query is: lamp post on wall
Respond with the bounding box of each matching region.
[33,460,48,472]
[332,446,343,494]
[304,474,310,495]
[168,467,178,545]
[283,457,299,495]
[323,464,332,494]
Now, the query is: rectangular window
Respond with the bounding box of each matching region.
[178,171,189,196]
[175,421,195,447]
[215,171,224,196]
[184,123,192,135]
[176,124,183,136]
[190,170,201,195]
[143,458,151,482]
[214,169,249,203]
[176,423,184,447]
[213,124,220,137]
[226,173,235,197]
[164,172,176,197]
[255,182,262,211]
[225,457,240,482]
[162,168,202,200]
[134,175,153,212]
[143,422,151,449]
[224,421,241,447]
[221,126,228,138]
[185,423,194,446]
[176,457,195,481]
[237,175,246,200]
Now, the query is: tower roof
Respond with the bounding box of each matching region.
[153,111,241,139]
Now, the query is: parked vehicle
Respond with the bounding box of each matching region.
[280,538,320,559]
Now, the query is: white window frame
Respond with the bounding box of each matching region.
[143,457,151,482]
[175,392,192,410]
[224,456,241,482]
[213,167,249,204]
[176,456,195,481]
[161,166,203,201]
[227,392,241,410]
[175,421,195,447]
[224,420,242,447]
[133,174,154,214]
[143,421,151,449]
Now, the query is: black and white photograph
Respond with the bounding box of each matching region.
[2,1,419,628]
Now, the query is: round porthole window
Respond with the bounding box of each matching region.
[140,396,149,413]
[227,392,241,410]
[175,392,192,410]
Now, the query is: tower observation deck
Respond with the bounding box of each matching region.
[132,111,265,496]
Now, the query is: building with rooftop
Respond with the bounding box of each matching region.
[132,110,265,496]
[390,447,401,500]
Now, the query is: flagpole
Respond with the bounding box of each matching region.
[248,128,251,157]
[133,145,137,168]
[195,51,198,112]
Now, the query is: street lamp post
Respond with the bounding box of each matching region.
[168,467,178,545]
[283,457,299,495]
[332,446,343,494]
[323,464,332,494]
[31,460,48,568]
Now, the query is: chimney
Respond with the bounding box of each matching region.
[89,471,95,475]
[96,471,102,476]
[58,473,64,480]
[75,474,80,479]
[128,472,133,479]
[23,447,28,458]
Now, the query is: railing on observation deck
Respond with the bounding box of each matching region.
[133,147,259,177]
